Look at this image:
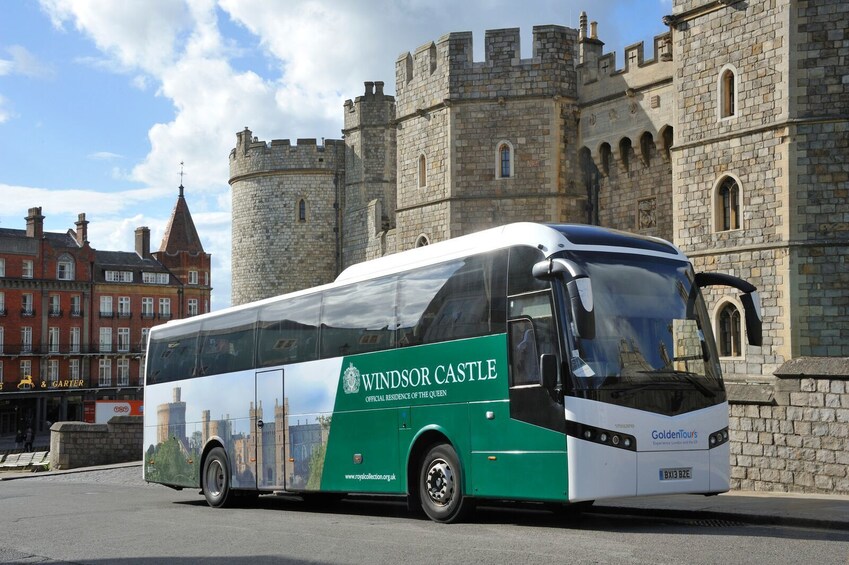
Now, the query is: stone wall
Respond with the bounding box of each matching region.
[49,416,142,470]
[729,359,849,495]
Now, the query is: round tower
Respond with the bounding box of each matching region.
[229,128,346,305]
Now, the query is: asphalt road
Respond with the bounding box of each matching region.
[1,466,847,564]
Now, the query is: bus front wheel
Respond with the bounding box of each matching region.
[202,447,232,508]
[418,443,470,523]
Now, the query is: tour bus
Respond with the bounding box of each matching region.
[143,222,761,522]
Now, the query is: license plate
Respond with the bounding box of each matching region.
[659,467,692,481]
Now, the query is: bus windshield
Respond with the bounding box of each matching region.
[561,252,725,414]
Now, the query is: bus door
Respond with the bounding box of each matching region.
[255,369,286,490]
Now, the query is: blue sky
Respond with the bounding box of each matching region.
[0,0,671,310]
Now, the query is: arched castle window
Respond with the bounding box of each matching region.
[496,141,514,179]
[640,132,654,167]
[660,126,674,161]
[714,175,741,231]
[580,147,600,225]
[415,234,430,247]
[297,199,307,222]
[718,65,738,120]
[57,254,74,280]
[599,143,611,176]
[418,154,427,188]
[619,137,632,170]
[716,301,743,357]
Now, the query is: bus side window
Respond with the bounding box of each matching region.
[257,294,321,367]
[509,319,540,386]
[320,277,397,358]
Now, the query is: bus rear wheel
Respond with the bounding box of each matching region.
[202,447,233,508]
[418,443,470,523]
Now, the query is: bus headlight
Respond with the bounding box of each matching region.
[567,422,637,452]
[709,427,730,449]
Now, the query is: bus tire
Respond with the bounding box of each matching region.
[418,443,470,523]
[202,447,232,508]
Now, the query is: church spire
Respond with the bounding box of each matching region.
[158,164,205,255]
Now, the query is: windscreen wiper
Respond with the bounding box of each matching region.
[637,370,716,398]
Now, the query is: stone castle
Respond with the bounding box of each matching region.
[230,1,849,494]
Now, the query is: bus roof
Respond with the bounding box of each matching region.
[335,222,685,285]
[150,223,685,338]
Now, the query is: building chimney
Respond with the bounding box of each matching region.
[26,207,44,239]
[135,226,151,258]
[74,213,89,246]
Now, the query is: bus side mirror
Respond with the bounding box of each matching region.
[694,272,762,347]
[533,258,595,339]
[740,291,763,347]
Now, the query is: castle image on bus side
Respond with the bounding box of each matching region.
[229,0,849,395]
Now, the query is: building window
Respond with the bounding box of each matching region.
[298,199,307,222]
[118,328,130,352]
[49,295,61,317]
[718,302,743,357]
[22,260,33,278]
[640,132,654,166]
[204,272,209,286]
[0,291,5,316]
[117,359,130,386]
[189,271,198,285]
[141,328,150,351]
[69,359,79,379]
[70,295,82,317]
[143,272,169,284]
[57,254,75,280]
[21,327,32,353]
[118,296,131,318]
[48,327,60,353]
[0,361,3,381]
[0,327,4,354]
[22,293,34,317]
[716,176,741,231]
[599,143,612,176]
[418,154,427,188]
[619,138,632,170]
[496,141,514,179]
[99,359,112,387]
[48,359,59,380]
[188,299,199,317]
[99,327,112,353]
[159,298,171,319]
[142,297,154,318]
[70,327,80,353]
[21,360,32,380]
[105,270,133,282]
[100,296,113,317]
[415,235,430,248]
[719,65,737,119]
[0,258,4,277]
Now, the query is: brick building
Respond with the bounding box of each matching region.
[230,0,848,494]
[0,188,210,434]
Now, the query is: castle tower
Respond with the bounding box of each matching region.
[669,0,849,384]
[229,128,346,303]
[156,387,186,444]
[575,16,676,239]
[393,25,583,249]
[341,81,397,265]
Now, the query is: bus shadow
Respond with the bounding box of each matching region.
[174,495,849,544]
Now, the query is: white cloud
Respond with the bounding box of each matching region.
[88,151,123,161]
[0,95,10,123]
[0,45,55,78]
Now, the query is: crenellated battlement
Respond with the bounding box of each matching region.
[394,25,578,118]
[343,81,396,132]
[576,11,673,91]
[229,127,345,182]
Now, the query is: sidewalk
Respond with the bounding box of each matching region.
[3,460,848,531]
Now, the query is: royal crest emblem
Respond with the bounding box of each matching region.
[342,362,361,394]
